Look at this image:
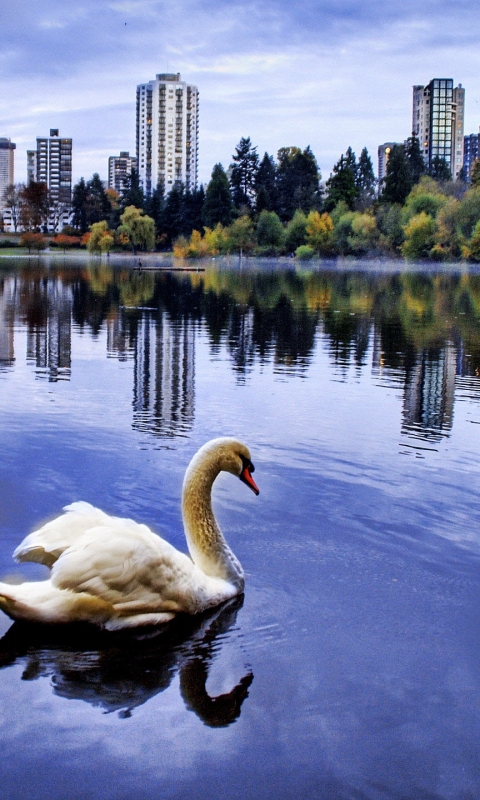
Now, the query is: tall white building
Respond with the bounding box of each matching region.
[136,73,199,195]
[412,79,465,179]
[0,138,16,211]
[377,142,399,184]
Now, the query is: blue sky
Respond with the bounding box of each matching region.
[1,0,480,187]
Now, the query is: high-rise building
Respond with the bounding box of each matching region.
[108,151,137,194]
[0,138,16,210]
[377,142,399,184]
[136,73,199,195]
[412,79,465,179]
[463,130,480,180]
[29,129,73,203]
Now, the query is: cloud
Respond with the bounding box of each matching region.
[1,0,480,185]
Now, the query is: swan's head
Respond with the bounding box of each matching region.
[194,438,260,496]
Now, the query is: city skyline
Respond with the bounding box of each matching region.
[1,1,480,188]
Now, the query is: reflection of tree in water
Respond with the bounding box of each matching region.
[0,598,253,726]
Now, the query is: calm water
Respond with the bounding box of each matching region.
[1,254,480,800]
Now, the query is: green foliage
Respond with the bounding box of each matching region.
[284,210,307,253]
[255,153,278,213]
[401,212,436,260]
[356,148,376,209]
[375,204,405,254]
[382,145,412,205]
[404,135,425,184]
[276,146,322,221]
[295,245,315,260]
[466,220,480,261]
[118,206,155,253]
[348,213,379,255]
[203,164,235,228]
[325,152,358,211]
[428,156,452,182]
[230,137,259,209]
[72,174,112,233]
[228,215,255,253]
[402,178,448,223]
[471,160,480,188]
[255,210,285,252]
[120,168,144,211]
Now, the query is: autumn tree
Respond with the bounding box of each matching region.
[118,205,155,253]
[87,221,114,255]
[20,182,51,231]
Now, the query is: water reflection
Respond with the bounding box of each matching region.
[1,261,480,443]
[0,597,252,726]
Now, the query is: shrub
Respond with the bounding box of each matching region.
[295,245,315,260]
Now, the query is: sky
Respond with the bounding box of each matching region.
[1,0,480,188]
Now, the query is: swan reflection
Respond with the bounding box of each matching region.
[0,597,253,726]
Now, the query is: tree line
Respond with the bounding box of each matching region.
[3,134,480,260]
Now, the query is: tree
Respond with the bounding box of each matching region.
[255,152,278,213]
[305,211,334,254]
[325,152,358,211]
[19,232,48,252]
[71,177,89,232]
[229,137,259,209]
[255,210,285,252]
[284,209,307,253]
[470,160,480,187]
[87,221,114,255]
[428,156,452,182]
[381,145,412,205]
[20,182,51,231]
[356,148,376,208]
[118,205,155,253]
[72,174,111,233]
[120,168,144,210]
[203,164,235,227]
[2,183,22,232]
[276,146,322,221]
[227,215,255,253]
[405,135,425,185]
[401,212,436,259]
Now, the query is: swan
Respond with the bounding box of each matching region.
[0,438,259,631]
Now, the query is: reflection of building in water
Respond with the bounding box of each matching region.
[106,309,136,362]
[402,341,456,441]
[0,277,16,368]
[133,311,195,437]
[26,280,72,381]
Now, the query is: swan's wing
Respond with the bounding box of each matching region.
[13,502,114,567]
[50,524,202,615]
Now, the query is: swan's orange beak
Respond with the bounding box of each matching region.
[240,460,259,495]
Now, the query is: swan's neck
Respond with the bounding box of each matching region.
[182,454,244,591]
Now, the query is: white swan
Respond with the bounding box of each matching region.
[0,438,259,631]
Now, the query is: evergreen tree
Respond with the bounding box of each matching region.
[405,135,425,185]
[120,168,145,210]
[428,156,452,182]
[229,137,259,209]
[255,152,278,213]
[71,177,89,232]
[325,152,358,211]
[203,164,235,227]
[471,159,480,187]
[276,146,322,221]
[183,186,206,234]
[381,145,412,205]
[356,147,376,208]
[161,184,186,245]
[84,174,111,228]
[144,184,165,232]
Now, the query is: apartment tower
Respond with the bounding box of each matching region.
[108,151,137,194]
[412,79,465,179]
[136,73,199,195]
[0,138,16,210]
[28,129,73,203]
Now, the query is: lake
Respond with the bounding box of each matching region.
[1,254,480,800]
